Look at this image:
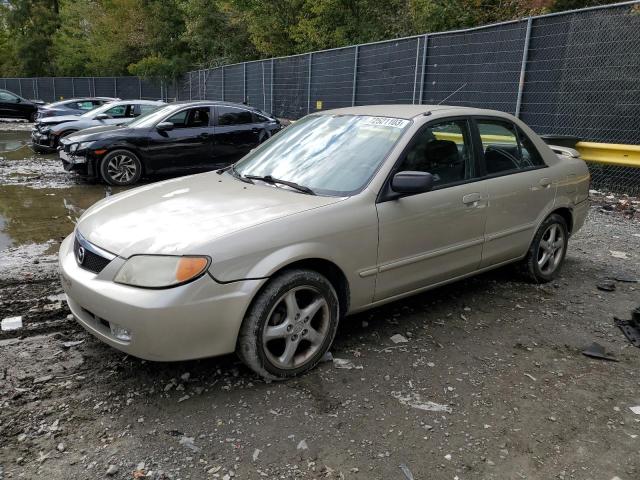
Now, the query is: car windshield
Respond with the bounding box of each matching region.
[126,105,177,128]
[233,114,409,196]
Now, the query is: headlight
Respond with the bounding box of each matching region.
[40,127,51,134]
[77,141,94,151]
[70,143,79,152]
[114,255,210,288]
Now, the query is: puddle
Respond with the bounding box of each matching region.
[0,184,125,251]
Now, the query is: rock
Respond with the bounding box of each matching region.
[252,448,261,461]
[106,464,119,476]
[17,433,27,442]
[207,466,221,474]
[34,375,54,384]
[1,316,22,331]
[57,442,65,452]
[180,372,190,382]
[390,334,408,344]
[297,439,309,450]
[444,454,452,460]
[178,436,200,452]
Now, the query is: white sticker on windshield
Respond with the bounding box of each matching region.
[364,117,410,129]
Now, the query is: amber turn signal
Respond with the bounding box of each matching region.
[176,257,209,282]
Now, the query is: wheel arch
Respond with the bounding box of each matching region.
[549,206,573,234]
[258,258,350,318]
[100,146,146,175]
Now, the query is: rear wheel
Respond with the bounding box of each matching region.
[522,213,568,283]
[99,149,142,186]
[237,269,340,380]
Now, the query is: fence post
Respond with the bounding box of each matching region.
[113,77,117,98]
[34,78,39,100]
[221,66,225,101]
[270,59,274,113]
[262,61,266,110]
[18,79,23,97]
[515,17,533,118]
[52,78,57,100]
[243,63,247,103]
[91,77,95,97]
[71,77,75,97]
[189,72,192,100]
[138,77,142,99]
[412,38,421,104]
[307,53,313,114]
[418,35,428,104]
[351,45,359,106]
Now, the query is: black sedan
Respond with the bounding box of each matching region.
[59,101,282,186]
[0,89,39,122]
[37,97,118,119]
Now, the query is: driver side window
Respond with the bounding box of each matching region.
[398,119,474,188]
[0,91,19,102]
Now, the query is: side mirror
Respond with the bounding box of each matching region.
[156,121,174,132]
[391,171,434,195]
[95,113,109,120]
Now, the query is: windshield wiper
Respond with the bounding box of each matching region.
[243,175,315,195]
[226,164,254,184]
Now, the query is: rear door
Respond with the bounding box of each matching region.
[473,117,555,267]
[374,118,488,301]
[212,106,262,165]
[144,106,213,173]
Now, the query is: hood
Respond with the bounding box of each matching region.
[67,124,127,141]
[38,114,82,126]
[77,172,344,258]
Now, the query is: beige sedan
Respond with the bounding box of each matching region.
[59,105,590,379]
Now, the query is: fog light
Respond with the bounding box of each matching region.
[109,322,131,342]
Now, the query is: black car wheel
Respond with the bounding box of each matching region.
[237,269,340,380]
[99,149,142,186]
[29,111,38,123]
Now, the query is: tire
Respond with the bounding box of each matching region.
[258,129,271,143]
[99,149,142,186]
[522,213,569,283]
[237,269,340,380]
[29,111,38,123]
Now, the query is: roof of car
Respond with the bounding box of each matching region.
[167,100,263,110]
[317,104,504,119]
[105,99,165,106]
[46,97,119,107]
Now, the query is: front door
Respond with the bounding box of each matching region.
[375,118,488,301]
[145,106,214,173]
[473,118,556,267]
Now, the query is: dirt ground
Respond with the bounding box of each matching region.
[1,123,640,480]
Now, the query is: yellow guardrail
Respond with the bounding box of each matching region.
[575,142,640,168]
[433,131,640,169]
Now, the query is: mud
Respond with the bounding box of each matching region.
[1,127,640,479]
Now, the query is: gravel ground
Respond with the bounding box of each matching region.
[1,207,639,480]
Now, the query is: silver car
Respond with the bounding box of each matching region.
[32,100,165,153]
[59,105,590,379]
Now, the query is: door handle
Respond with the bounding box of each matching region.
[462,193,481,205]
[539,177,552,188]
[251,128,260,133]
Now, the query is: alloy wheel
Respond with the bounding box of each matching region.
[107,154,137,183]
[537,223,565,275]
[262,286,330,370]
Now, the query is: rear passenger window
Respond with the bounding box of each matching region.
[166,107,210,128]
[477,120,545,175]
[217,107,254,126]
[76,101,95,110]
[398,119,474,188]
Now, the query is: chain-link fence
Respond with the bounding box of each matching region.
[176,1,640,195]
[0,77,174,103]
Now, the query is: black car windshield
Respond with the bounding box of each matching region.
[233,115,409,196]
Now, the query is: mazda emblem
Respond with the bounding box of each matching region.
[77,246,85,265]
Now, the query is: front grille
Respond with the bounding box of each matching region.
[74,237,111,274]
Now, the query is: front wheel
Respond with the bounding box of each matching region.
[522,213,568,283]
[99,149,142,186]
[237,269,340,380]
[29,111,38,122]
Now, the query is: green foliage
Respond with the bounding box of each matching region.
[0,0,623,79]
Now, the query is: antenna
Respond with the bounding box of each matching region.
[437,83,468,105]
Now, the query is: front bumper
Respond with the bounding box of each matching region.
[31,130,57,152]
[58,234,265,361]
